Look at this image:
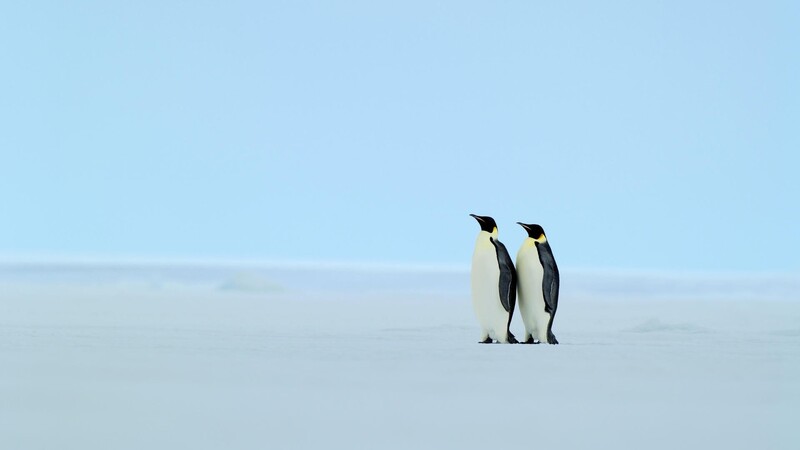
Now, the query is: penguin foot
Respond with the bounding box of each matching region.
[479,337,493,344]
[522,335,535,344]
[506,333,519,344]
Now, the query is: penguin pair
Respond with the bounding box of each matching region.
[469,214,560,345]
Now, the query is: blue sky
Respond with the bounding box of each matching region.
[1,1,798,271]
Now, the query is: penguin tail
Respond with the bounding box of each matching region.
[506,331,519,344]
[547,330,559,345]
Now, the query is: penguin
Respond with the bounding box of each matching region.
[469,214,518,344]
[515,223,560,344]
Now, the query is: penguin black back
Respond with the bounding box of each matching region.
[490,236,517,334]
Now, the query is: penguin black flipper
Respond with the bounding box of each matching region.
[489,237,517,315]
[537,241,560,343]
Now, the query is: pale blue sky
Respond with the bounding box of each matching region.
[1,1,798,271]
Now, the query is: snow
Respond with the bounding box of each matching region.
[1,262,798,449]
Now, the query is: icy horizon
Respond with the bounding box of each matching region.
[1,258,798,301]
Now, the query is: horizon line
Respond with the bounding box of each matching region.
[0,253,798,277]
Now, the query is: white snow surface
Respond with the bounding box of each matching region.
[1,262,798,449]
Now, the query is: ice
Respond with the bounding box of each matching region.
[1,262,798,449]
[623,318,711,334]
[219,271,285,293]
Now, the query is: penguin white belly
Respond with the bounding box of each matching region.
[471,246,509,341]
[517,246,551,342]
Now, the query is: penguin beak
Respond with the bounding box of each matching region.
[470,214,483,222]
[516,222,530,231]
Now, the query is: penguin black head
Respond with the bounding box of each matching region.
[470,214,497,234]
[517,222,546,241]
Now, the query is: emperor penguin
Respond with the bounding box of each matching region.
[470,214,518,344]
[515,223,560,344]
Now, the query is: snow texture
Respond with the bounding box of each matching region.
[1,262,798,449]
